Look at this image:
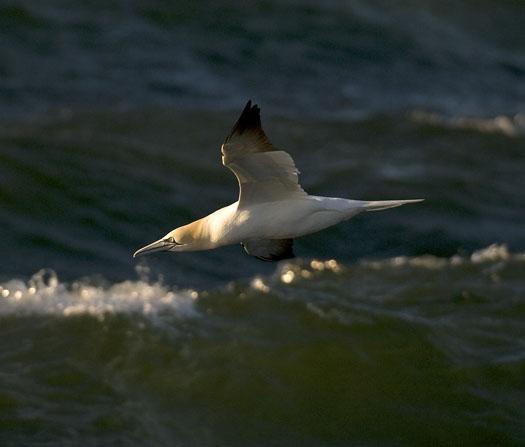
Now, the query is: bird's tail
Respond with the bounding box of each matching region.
[362,199,424,212]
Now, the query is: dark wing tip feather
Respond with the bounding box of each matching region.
[225,100,263,143]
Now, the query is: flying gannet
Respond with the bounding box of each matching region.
[134,101,423,261]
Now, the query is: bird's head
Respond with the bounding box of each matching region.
[133,219,205,258]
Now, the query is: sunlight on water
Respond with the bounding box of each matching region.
[0,269,198,319]
[1,246,522,321]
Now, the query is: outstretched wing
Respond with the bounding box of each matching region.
[241,238,295,261]
[221,100,307,207]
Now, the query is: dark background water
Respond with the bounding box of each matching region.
[1,0,524,285]
[1,0,525,120]
[1,1,525,446]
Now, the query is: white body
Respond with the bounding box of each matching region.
[133,101,423,259]
[205,196,364,247]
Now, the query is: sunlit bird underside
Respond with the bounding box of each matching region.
[134,101,423,261]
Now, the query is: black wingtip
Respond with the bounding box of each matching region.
[237,99,261,131]
[225,100,262,142]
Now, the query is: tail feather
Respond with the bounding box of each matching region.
[363,199,424,212]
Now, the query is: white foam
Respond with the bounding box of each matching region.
[470,244,511,263]
[361,244,523,271]
[2,245,522,318]
[410,111,524,136]
[0,269,199,319]
[248,245,524,296]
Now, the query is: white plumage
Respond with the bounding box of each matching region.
[134,101,423,261]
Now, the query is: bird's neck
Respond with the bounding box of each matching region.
[176,218,207,245]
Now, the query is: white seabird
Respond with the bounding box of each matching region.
[134,101,423,261]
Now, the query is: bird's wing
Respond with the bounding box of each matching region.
[221,100,307,206]
[241,238,295,261]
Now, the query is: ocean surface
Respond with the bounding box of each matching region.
[1,1,525,446]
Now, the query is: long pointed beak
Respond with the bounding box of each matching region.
[133,239,174,258]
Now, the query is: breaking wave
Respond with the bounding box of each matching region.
[2,244,522,321]
[1,245,525,446]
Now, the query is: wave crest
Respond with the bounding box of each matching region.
[1,245,523,319]
[0,269,198,319]
[410,111,525,136]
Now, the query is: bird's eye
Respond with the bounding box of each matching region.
[165,237,176,244]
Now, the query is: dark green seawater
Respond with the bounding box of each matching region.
[1,1,525,446]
